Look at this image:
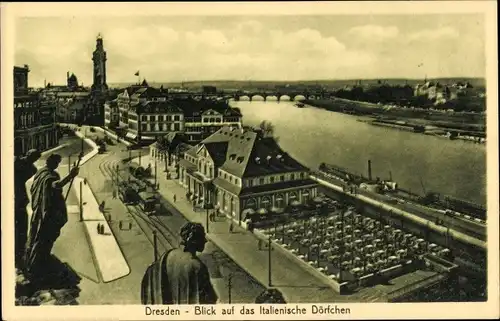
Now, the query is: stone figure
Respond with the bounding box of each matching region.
[141,222,218,305]
[14,149,41,271]
[24,154,79,280]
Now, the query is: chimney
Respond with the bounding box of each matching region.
[368,160,372,181]
[67,71,69,80]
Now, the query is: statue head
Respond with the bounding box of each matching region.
[180,222,206,253]
[26,149,41,163]
[46,154,62,170]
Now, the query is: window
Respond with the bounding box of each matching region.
[275,194,284,208]
[280,175,285,182]
[158,115,164,121]
[149,115,155,121]
[259,178,265,185]
[229,176,233,183]
[270,176,275,183]
[174,123,180,131]
[261,196,271,210]
[247,179,253,187]
[141,124,147,131]
[141,115,147,121]
[291,174,295,180]
[174,115,180,121]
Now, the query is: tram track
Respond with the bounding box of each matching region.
[98,154,180,255]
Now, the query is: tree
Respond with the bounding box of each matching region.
[258,120,275,138]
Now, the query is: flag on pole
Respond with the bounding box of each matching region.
[134,71,140,76]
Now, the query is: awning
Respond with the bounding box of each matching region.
[291,200,301,207]
[142,135,156,141]
[270,207,285,214]
[126,132,137,140]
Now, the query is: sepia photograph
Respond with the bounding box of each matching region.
[2,1,498,320]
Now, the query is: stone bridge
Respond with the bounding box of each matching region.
[168,90,333,102]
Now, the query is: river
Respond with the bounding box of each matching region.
[230,100,486,206]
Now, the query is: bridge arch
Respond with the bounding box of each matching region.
[239,95,250,101]
[279,95,291,101]
[266,95,278,101]
[251,95,265,101]
[294,95,306,101]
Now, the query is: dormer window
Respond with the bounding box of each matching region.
[229,154,237,160]
[255,157,261,164]
[236,156,244,163]
[266,155,272,161]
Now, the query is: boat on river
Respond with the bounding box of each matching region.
[294,102,305,108]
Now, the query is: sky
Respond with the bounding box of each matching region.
[14,14,486,87]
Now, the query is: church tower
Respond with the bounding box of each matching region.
[86,33,109,125]
[91,33,108,93]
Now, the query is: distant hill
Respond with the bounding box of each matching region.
[108,77,486,91]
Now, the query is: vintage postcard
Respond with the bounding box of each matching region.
[1,1,498,320]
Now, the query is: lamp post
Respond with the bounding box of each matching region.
[268,235,272,287]
[139,150,142,166]
[154,158,157,189]
[228,273,233,304]
[204,201,214,234]
[68,154,72,176]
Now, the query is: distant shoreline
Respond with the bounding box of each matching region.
[303,98,486,143]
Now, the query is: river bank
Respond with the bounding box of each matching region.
[356,118,486,144]
[303,98,486,139]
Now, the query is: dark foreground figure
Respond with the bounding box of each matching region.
[141,222,218,304]
[24,154,79,280]
[14,149,41,271]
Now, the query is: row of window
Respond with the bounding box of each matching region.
[141,114,182,122]
[141,123,181,132]
[243,190,312,210]
[219,169,241,186]
[243,172,307,187]
[14,101,38,109]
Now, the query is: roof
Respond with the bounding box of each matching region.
[204,142,229,167]
[185,126,309,179]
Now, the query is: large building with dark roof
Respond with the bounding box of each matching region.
[111,81,242,144]
[178,126,319,225]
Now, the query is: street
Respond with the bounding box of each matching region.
[71,127,266,304]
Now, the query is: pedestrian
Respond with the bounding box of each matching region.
[97,223,101,235]
[229,222,234,233]
[173,194,177,203]
[119,221,123,230]
[258,239,262,250]
[210,212,215,222]
[84,178,87,185]
[112,189,117,199]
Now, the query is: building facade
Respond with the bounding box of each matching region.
[14,65,59,156]
[177,126,318,225]
[111,82,242,144]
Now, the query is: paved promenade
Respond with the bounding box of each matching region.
[73,176,130,283]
